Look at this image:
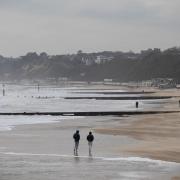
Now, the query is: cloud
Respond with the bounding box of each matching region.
[0,0,179,56]
[72,0,180,26]
[0,0,180,24]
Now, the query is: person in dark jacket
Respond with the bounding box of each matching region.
[136,101,139,108]
[87,131,94,156]
[73,130,80,155]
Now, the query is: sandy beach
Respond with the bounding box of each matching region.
[95,112,180,163]
[0,84,179,179]
[93,87,180,179]
[0,114,179,180]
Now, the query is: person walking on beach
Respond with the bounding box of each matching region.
[87,131,94,156]
[73,130,80,156]
[136,101,139,108]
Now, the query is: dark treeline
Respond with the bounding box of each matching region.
[0,47,180,82]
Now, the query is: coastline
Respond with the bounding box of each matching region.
[0,84,179,179]
[94,110,180,180]
[0,112,179,179]
[95,112,180,163]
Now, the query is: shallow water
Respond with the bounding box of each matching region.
[0,84,174,113]
[0,84,179,179]
[0,115,80,131]
[0,152,179,180]
[0,115,179,180]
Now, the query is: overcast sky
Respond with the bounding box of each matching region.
[0,0,179,56]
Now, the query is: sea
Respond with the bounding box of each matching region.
[0,83,179,180]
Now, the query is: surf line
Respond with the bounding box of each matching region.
[0,152,178,165]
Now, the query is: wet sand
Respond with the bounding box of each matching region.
[0,85,180,179]
[92,86,180,179]
[172,177,180,180]
[95,112,180,180]
[95,112,180,163]
[0,115,179,180]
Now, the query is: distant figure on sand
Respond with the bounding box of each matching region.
[87,131,94,156]
[179,100,180,107]
[136,101,139,108]
[73,130,80,156]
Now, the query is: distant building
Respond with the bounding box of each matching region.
[152,78,176,89]
[81,57,94,66]
[104,79,113,82]
[95,55,113,64]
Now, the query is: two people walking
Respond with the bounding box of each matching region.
[73,130,94,156]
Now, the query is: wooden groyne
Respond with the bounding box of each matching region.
[73,91,155,95]
[0,111,179,116]
[65,96,172,100]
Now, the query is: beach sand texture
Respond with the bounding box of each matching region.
[95,112,180,163]
[0,115,179,180]
[0,84,179,179]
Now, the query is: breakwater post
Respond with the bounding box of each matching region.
[2,84,5,96]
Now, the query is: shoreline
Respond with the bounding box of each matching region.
[95,111,180,180]
[1,115,179,164]
[0,84,179,179]
[0,112,179,179]
[95,112,180,164]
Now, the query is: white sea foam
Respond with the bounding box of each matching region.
[1,152,178,166]
[0,115,82,131]
[102,157,178,165]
